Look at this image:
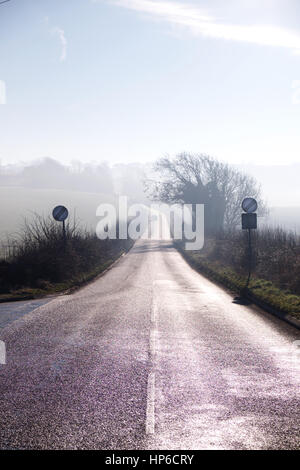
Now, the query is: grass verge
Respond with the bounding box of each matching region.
[0,247,131,303]
[175,241,300,324]
[0,214,135,303]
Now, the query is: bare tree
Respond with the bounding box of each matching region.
[146,153,267,234]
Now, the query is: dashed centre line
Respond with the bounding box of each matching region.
[145,280,162,435]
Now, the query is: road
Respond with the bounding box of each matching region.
[0,240,299,450]
[0,299,52,329]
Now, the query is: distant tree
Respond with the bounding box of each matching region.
[71,162,114,194]
[21,158,114,195]
[22,157,69,189]
[146,153,266,234]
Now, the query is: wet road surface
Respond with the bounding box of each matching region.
[0,299,52,329]
[0,240,299,449]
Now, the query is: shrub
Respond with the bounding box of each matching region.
[0,215,132,293]
[206,226,300,295]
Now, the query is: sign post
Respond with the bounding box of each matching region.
[241,198,258,290]
[52,205,69,243]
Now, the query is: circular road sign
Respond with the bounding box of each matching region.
[242,197,258,214]
[52,205,69,222]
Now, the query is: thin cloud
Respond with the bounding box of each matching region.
[108,0,300,53]
[52,26,67,62]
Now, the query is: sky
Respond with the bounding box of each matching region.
[0,0,300,167]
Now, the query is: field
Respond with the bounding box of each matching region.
[0,186,118,247]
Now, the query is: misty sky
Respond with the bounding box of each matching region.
[0,0,300,167]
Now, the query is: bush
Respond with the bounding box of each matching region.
[206,226,300,295]
[0,215,132,293]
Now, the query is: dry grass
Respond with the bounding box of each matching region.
[0,215,132,297]
[208,227,300,295]
[175,226,300,322]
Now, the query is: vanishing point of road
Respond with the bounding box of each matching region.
[0,240,299,450]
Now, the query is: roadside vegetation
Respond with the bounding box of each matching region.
[175,227,300,322]
[0,215,133,301]
[147,152,300,323]
[146,152,267,234]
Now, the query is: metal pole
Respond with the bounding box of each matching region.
[245,228,252,289]
[62,220,66,245]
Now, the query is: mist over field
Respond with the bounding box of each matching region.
[1,157,300,244]
[0,158,150,243]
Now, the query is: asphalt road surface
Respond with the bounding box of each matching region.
[0,240,299,450]
[0,299,52,329]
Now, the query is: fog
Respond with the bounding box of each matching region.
[0,158,150,242]
[1,157,300,243]
[236,162,300,208]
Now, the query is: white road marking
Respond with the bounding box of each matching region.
[145,281,160,435]
[149,329,157,357]
[146,371,156,435]
[151,297,158,323]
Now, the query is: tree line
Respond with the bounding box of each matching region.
[0,153,267,234]
[0,157,147,202]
